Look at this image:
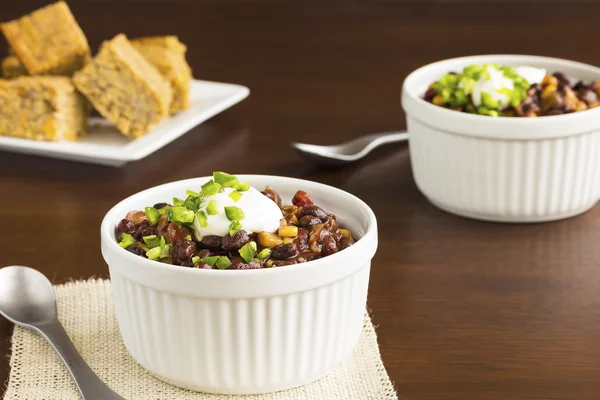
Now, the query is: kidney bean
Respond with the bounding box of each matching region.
[173,240,197,266]
[261,186,282,208]
[297,205,328,221]
[292,190,314,207]
[299,215,321,229]
[153,202,171,210]
[194,262,213,269]
[222,230,250,251]
[294,227,310,252]
[116,218,136,240]
[133,221,155,239]
[271,243,299,260]
[155,214,170,237]
[321,235,338,257]
[167,222,192,244]
[196,249,213,259]
[337,234,355,250]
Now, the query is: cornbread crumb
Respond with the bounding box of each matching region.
[0,76,88,141]
[73,34,172,138]
[1,55,27,78]
[131,36,192,113]
[0,1,90,75]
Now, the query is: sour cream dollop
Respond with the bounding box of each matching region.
[471,66,514,109]
[513,66,547,86]
[192,186,282,240]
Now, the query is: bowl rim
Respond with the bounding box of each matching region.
[101,174,378,278]
[401,54,600,139]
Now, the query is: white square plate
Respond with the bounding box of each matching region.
[0,80,249,167]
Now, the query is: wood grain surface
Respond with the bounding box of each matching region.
[2,1,600,399]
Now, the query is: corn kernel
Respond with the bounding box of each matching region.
[432,94,444,106]
[283,237,293,244]
[576,101,588,112]
[282,205,298,214]
[265,259,274,268]
[541,84,556,99]
[542,75,558,87]
[287,214,299,224]
[256,231,283,247]
[339,229,352,237]
[278,226,298,237]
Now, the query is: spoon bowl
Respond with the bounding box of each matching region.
[0,266,57,327]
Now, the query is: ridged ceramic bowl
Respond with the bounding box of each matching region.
[402,55,600,222]
[101,175,378,394]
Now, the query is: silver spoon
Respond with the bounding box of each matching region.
[292,131,408,166]
[0,266,125,400]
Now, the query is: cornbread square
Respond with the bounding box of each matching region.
[0,76,87,141]
[0,1,90,75]
[73,34,172,138]
[131,36,192,113]
[1,55,27,78]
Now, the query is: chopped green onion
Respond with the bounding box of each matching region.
[146,246,162,260]
[256,248,271,260]
[229,220,242,236]
[234,181,250,192]
[215,256,232,270]
[239,241,257,263]
[481,92,499,109]
[213,171,238,187]
[184,235,192,241]
[228,191,243,202]
[201,180,222,197]
[195,210,208,228]
[173,197,184,207]
[145,207,159,225]
[192,256,200,264]
[200,256,220,266]
[118,233,136,249]
[143,235,161,248]
[224,206,244,221]
[186,189,199,197]
[167,206,195,223]
[206,200,219,215]
[158,206,171,215]
[183,195,202,212]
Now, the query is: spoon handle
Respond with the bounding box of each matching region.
[36,321,126,400]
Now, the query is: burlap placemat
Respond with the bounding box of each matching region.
[3,279,397,399]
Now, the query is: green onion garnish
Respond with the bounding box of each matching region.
[183,195,202,212]
[142,235,161,248]
[215,256,232,270]
[213,171,238,187]
[224,206,244,221]
[201,180,222,197]
[158,206,171,216]
[195,210,208,228]
[186,189,199,197]
[228,191,243,202]
[191,256,200,264]
[256,248,271,260]
[145,207,159,225]
[167,206,195,223]
[146,246,162,260]
[184,235,192,241]
[229,220,242,236]
[239,241,257,263]
[118,233,136,249]
[234,181,250,192]
[173,197,185,207]
[199,256,220,266]
[206,200,219,215]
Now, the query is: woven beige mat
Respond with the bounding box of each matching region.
[3,279,397,400]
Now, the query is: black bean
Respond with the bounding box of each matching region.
[297,205,328,221]
[271,243,299,260]
[553,72,571,89]
[153,202,171,210]
[194,262,213,269]
[261,186,282,208]
[133,221,155,239]
[222,230,250,251]
[126,245,145,256]
[424,87,436,102]
[299,215,321,229]
[578,88,598,105]
[199,235,223,250]
[172,240,197,266]
[116,218,136,240]
[337,235,355,250]
[196,249,212,259]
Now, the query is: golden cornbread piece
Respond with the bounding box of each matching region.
[1,55,27,78]
[0,1,90,75]
[0,76,87,141]
[131,36,192,113]
[73,34,172,138]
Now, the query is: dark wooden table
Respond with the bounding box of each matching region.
[2,1,600,399]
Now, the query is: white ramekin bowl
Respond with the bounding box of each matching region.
[402,55,600,222]
[101,175,378,394]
